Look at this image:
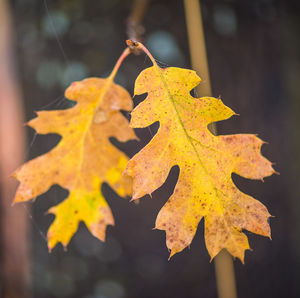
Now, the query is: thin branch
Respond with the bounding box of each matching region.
[127,0,150,54]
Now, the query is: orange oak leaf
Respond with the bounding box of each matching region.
[125,42,276,262]
[13,49,136,250]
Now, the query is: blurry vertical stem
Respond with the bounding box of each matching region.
[183,1,237,298]
[183,0,212,97]
[127,0,150,42]
[129,0,150,29]
[0,0,29,297]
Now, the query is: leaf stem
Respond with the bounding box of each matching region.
[108,47,131,81]
[127,0,150,42]
[126,40,156,64]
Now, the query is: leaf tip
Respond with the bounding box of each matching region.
[11,171,18,179]
[63,243,68,252]
[47,206,56,215]
[130,195,139,202]
[47,241,58,253]
[13,196,25,204]
[168,250,176,261]
[47,238,55,253]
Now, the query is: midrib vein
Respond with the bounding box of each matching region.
[74,78,113,188]
[154,66,224,206]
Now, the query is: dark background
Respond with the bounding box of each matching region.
[5,0,300,297]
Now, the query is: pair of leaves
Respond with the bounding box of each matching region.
[14,44,275,262]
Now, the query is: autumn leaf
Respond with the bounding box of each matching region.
[125,41,275,262]
[13,48,136,250]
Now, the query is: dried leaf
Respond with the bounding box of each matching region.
[125,64,275,262]
[14,75,136,250]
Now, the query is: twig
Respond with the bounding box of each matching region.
[126,0,150,54]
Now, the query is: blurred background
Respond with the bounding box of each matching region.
[0,0,299,297]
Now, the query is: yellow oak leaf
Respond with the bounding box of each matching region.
[125,55,275,262]
[14,50,136,250]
